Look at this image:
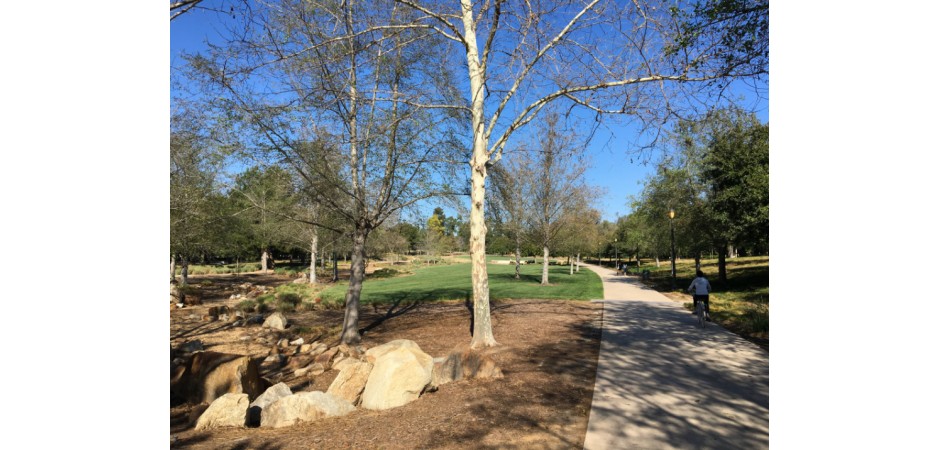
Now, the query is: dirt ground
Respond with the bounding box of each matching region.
[170,273,603,449]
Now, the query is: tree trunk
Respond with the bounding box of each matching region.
[576,253,581,272]
[514,240,521,280]
[463,2,497,349]
[695,252,701,272]
[655,256,660,268]
[341,229,369,344]
[569,257,573,275]
[309,233,318,285]
[181,256,190,285]
[332,252,339,282]
[261,249,270,273]
[541,245,550,285]
[170,254,176,282]
[718,244,728,283]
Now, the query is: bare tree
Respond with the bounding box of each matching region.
[388,0,767,348]
[187,0,459,344]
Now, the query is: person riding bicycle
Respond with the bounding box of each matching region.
[687,270,712,321]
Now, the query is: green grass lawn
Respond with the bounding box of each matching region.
[318,260,603,304]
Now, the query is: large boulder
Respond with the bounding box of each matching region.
[364,339,422,364]
[195,393,249,430]
[327,361,373,405]
[248,382,292,427]
[360,341,433,410]
[171,351,266,405]
[432,349,503,387]
[263,312,289,330]
[260,392,355,428]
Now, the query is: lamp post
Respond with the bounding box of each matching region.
[669,209,676,289]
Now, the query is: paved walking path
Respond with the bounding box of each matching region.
[581,264,769,449]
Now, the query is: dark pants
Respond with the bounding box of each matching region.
[693,294,710,315]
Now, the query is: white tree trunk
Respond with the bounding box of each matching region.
[655,256,660,268]
[309,233,318,285]
[576,253,581,272]
[181,256,190,285]
[261,250,270,273]
[541,245,550,285]
[170,254,176,282]
[463,1,497,349]
[570,258,573,275]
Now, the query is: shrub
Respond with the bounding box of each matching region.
[277,292,302,306]
[369,268,399,279]
[237,300,256,313]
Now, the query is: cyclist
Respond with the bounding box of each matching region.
[687,270,712,321]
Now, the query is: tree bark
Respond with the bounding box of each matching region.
[541,245,550,285]
[333,252,339,282]
[181,256,190,285]
[170,254,176,282]
[695,252,701,272]
[576,253,580,272]
[309,233,318,285]
[261,249,270,273]
[341,229,369,344]
[569,257,573,275]
[463,0,497,349]
[718,244,728,283]
[514,240,521,280]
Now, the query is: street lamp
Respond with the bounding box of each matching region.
[669,208,676,289]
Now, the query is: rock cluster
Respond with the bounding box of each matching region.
[176,336,503,431]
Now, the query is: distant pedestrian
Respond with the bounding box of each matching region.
[687,270,712,321]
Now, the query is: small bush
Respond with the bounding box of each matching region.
[277,292,302,306]
[200,280,213,287]
[237,300,256,313]
[370,268,399,279]
[276,300,297,313]
[298,301,319,312]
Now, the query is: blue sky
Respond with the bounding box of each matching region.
[171,6,768,224]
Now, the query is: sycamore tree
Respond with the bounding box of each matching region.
[386,0,767,347]
[186,0,460,344]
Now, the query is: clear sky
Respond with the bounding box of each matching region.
[170,6,768,224]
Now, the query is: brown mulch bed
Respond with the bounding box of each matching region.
[170,273,603,449]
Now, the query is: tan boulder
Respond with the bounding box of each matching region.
[360,343,433,410]
[260,392,355,428]
[327,361,373,405]
[364,339,422,364]
[170,351,266,405]
[194,393,249,430]
[432,349,503,387]
[248,382,292,426]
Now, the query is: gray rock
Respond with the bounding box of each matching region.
[195,393,249,430]
[289,337,304,345]
[260,392,356,428]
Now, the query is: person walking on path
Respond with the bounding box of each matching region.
[688,269,712,321]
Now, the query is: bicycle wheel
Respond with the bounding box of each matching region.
[697,302,706,328]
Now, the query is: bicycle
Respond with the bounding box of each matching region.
[689,291,707,328]
[695,297,706,328]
